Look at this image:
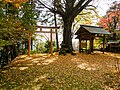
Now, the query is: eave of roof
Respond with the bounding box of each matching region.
[81,25,111,34]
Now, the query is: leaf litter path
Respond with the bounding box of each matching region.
[10,51,119,72]
[0,52,120,90]
[72,51,120,72]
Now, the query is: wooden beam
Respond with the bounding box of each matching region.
[95,36,104,38]
[37,26,60,29]
[36,31,56,33]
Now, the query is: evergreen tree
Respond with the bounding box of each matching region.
[0,0,38,67]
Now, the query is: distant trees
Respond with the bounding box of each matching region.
[73,7,99,32]
[98,1,120,40]
[36,0,94,53]
[0,0,38,67]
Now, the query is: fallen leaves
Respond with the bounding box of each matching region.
[0,52,120,89]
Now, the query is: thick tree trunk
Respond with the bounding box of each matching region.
[3,46,9,66]
[54,13,59,50]
[62,17,73,53]
[10,44,18,61]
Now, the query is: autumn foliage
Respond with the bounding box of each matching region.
[0,0,37,67]
[98,1,120,32]
[99,18,109,30]
[4,0,28,3]
[3,0,29,7]
[99,12,120,30]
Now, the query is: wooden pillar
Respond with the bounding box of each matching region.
[91,37,94,52]
[109,43,112,51]
[28,33,31,56]
[86,40,87,53]
[89,36,94,53]
[103,34,105,54]
[50,29,53,55]
[79,36,82,53]
[89,37,92,54]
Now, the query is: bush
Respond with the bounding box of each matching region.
[30,50,37,54]
[44,40,56,53]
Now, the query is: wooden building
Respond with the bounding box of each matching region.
[75,25,111,54]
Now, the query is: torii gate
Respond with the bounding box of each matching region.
[28,26,60,56]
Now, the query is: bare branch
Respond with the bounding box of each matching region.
[72,0,92,18]
[37,0,54,12]
[37,0,64,17]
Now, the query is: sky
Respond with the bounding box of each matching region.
[97,0,117,16]
[89,0,117,25]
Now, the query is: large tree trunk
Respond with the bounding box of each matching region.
[12,44,18,60]
[54,13,59,50]
[62,17,74,53]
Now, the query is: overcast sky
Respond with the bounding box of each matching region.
[97,0,118,16]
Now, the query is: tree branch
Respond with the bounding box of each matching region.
[72,0,85,12]
[37,0,64,17]
[54,0,65,15]
[72,0,92,18]
[37,0,53,11]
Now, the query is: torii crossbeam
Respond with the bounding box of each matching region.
[28,26,60,56]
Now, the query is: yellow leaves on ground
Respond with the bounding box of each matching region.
[0,52,120,89]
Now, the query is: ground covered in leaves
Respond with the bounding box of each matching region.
[0,52,120,90]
